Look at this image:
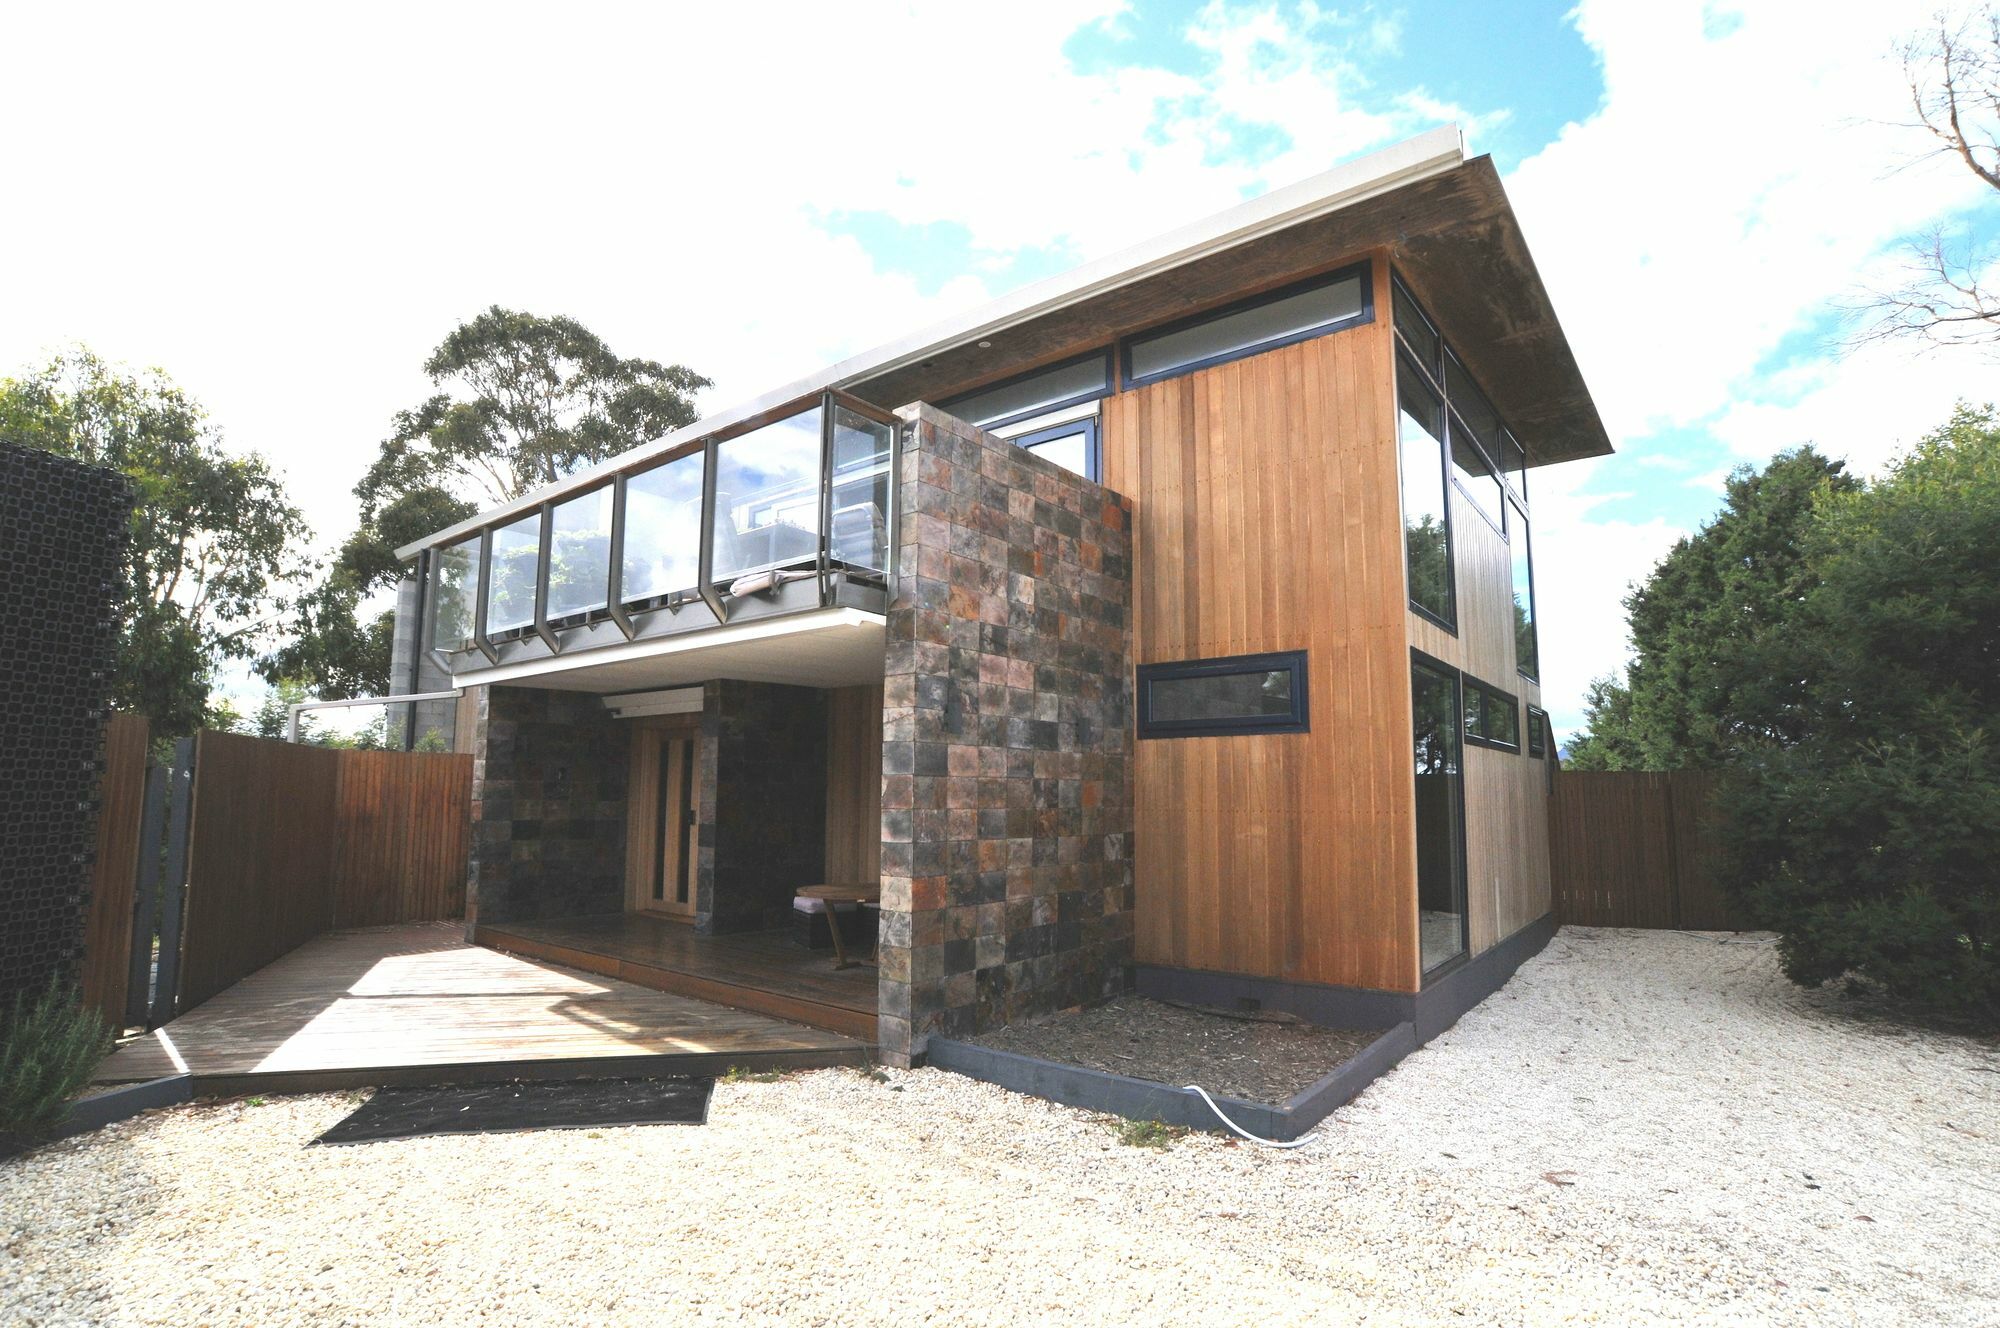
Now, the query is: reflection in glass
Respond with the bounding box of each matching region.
[1486,690,1520,748]
[1398,356,1453,623]
[1128,270,1365,383]
[1510,498,1539,680]
[1413,661,1466,972]
[829,406,891,570]
[431,537,479,652]
[1150,669,1293,723]
[711,407,824,581]
[941,354,1110,429]
[622,452,705,602]
[546,486,612,620]
[1449,420,1506,528]
[1392,281,1440,373]
[485,513,540,634]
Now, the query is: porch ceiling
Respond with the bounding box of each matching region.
[447,607,886,695]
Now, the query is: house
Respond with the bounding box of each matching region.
[388,124,1610,1067]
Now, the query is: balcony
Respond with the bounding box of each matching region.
[423,389,898,674]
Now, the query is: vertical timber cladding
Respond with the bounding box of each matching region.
[1103,249,1421,994]
[0,442,132,1013]
[879,406,1136,1064]
[1405,401,1552,954]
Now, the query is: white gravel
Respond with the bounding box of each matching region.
[3,928,1995,1327]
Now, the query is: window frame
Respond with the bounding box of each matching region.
[1120,262,1374,390]
[1391,273,1528,512]
[1011,416,1101,483]
[937,348,1114,433]
[1526,704,1549,759]
[1395,347,1459,635]
[1410,647,1471,979]
[1508,494,1540,683]
[1463,677,1522,754]
[1136,650,1310,739]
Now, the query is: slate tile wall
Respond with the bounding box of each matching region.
[876,405,1135,1065]
[698,679,829,935]
[466,685,629,931]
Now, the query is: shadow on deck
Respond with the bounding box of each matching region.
[93,922,869,1096]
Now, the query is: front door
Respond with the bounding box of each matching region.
[625,721,698,918]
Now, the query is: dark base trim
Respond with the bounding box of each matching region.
[0,1075,196,1159]
[935,914,1558,1141]
[187,1046,872,1099]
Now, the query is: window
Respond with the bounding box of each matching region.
[1392,276,1441,376]
[1527,705,1549,759]
[1124,265,1370,387]
[1137,651,1309,738]
[429,536,479,653]
[1509,497,1539,681]
[1412,654,1467,973]
[1448,417,1505,530]
[1397,354,1455,628]
[1011,417,1099,481]
[1500,429,1528,502]
[484,512,541,636]
[546,485,612,621]
[1463,678,1521,752]
[938,351,1112,432]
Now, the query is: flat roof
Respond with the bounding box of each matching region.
[400,125,1607,559]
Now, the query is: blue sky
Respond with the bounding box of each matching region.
[0,1,1990,736]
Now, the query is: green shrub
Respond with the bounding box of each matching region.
[1115,1118,1186,1150]
[0,981,112,1138]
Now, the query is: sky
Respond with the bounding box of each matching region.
[1,0,1991,739]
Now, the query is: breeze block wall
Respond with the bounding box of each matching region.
[467,685,630,932]
[698,679,829,935]
[0,441,132,1012]
[877,405,1136,1065]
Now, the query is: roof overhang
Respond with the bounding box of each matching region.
[398,124,1608,560]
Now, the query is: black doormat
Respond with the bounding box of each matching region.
[312,1076,714,1145]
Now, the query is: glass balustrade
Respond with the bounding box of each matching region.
[427,391,897,664]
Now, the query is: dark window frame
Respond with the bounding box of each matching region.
[1463,677,1522,754]
[1526,704,1549,759]
[1011,416,1101,483]
[1136,650,1310,739]
[1390,272,1528,512]
[1395,347,1459,636]
[937,348,1115,433]
[1508,494,1540,683]
[1410,647,1471,980]
[1121,262,1375,390]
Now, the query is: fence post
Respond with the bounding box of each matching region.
[148,736,196,1029]
[123,763,170,1030]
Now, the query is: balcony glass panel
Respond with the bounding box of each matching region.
[829,405,892,570]
[546,485,612,620]
[485,513,540,634]
[711,405,825,582]
[622,451,705,602]
[430,536,479,652]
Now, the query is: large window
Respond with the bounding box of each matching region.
[1397,354,1455,627]
[1509,496,1539,681]
[484,513,540,635]
[1124,265,1370,387]
[1137,651,1309,738]
[938,351,1112,432]
[1412,655,1466,973]
[546,485,612,621]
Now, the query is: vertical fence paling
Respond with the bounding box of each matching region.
[149,738,196,1028]
[1548,769,1743,930]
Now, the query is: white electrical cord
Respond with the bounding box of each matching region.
[1182,1084,1313,1149]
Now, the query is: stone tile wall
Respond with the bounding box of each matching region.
[466,686,629,931]
[697,679,828,934]
[876,404,1135,1065]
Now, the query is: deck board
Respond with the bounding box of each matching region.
[477,914,878,1040]
[95,922,866,1094]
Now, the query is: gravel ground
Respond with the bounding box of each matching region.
[3,928,1996,1327]
[973,993,1380,1104]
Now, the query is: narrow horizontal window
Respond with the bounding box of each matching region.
[938,351,1112,432]
[1463,678,1521,753]
[1011,417,1098,482]
[1124,265,1370,387]
[1526,705,1549,759]
[1137,651,1309,738]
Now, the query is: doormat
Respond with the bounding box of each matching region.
[312,1077,714,1145]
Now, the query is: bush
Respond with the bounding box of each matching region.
[1714,406,2000,1026]
[0,981,111,1138]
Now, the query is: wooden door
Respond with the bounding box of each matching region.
[625,721,699,918]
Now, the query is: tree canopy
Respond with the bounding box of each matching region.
[1564,446,1862,770]
[0,350,309,736]
[263,308,709,697]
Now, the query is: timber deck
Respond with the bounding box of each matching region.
[93,922,868,1096]
[476,913,879,1042]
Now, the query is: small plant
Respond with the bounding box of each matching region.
[860,1067,891,1084]
[245,1096,268,1107]
[720,1065,786,1084]
[1116,1118,1186,1150]
[0,980,111,1138]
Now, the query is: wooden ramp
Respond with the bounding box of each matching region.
[94,923,868,1096]
[477,914,879,1042]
